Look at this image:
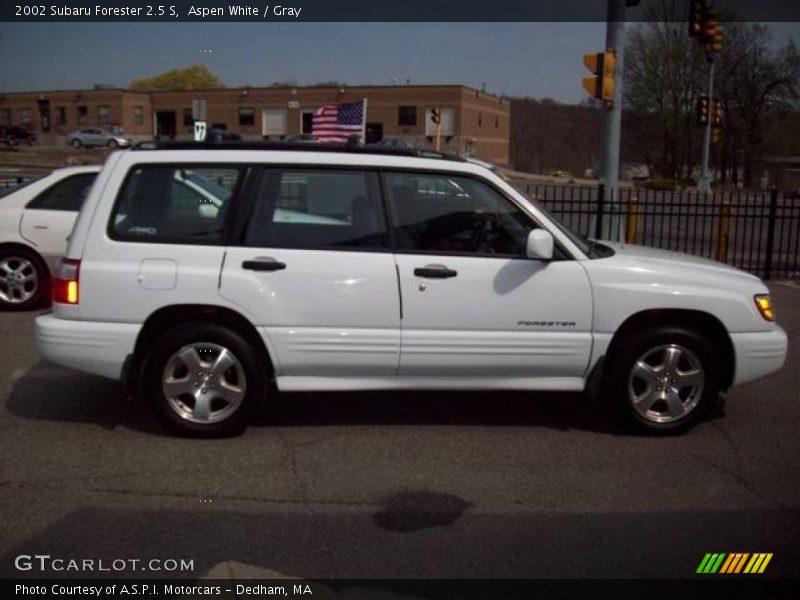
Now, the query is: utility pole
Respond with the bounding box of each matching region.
[697,57,715,193]
[598,0,627,239]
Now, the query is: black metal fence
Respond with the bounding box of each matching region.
[521,183,800,280]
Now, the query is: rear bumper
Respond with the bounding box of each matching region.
[34,313,140,380]
[730,327,788,386]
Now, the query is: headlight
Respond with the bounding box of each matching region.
[754,294,775,321]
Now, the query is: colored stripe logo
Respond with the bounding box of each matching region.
[696,553,773,574]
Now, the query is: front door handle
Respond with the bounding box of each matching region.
[414,265,457,279]
[242,258,286,272]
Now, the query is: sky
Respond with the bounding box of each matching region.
[0,21,797,103]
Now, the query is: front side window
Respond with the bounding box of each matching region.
[111,165,242,243]
[386,172,533,256]
[245,169,387,250]
[27,173,97,211]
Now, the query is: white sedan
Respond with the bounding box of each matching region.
[0,166,101,309]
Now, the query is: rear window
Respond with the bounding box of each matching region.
[110,165,242,244]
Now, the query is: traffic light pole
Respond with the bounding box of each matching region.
[697,55,715,193]
[597,0,626,240]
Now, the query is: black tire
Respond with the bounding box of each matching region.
[71,138,82,149]
[602,326,720,435]
[7,136,18,147]
[107,139,117,148]
[27,138,35,146]
[143,322,266,437]
[0,247,49,311]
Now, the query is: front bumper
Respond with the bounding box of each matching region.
[34,313,140,380]
[730,326,788,386]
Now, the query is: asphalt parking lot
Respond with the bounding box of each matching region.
[1,282,799,582]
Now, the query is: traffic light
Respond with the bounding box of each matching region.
[582,51,616,104]
[708,18,724,53]
[712,127,721,144]
[430,107,441,125]
[702,5,724,53]
[689,0,705,38]
[696,96,709,125]
[712,99,722,128]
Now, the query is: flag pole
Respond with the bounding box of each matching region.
[361,98,367,145]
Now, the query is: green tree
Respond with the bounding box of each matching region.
[130,65,226,91]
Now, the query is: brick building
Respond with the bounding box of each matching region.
[0,85,510,164]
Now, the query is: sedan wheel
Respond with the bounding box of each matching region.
[627,344,705,424]
[0,254,40,308]
[162,342,247,425]
[71,139,82,148]
[108,139,117,148]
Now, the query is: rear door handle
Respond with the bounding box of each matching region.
[242,258,286,272]
[414,265,457,279]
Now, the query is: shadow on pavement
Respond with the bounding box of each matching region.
[5,360,634,437]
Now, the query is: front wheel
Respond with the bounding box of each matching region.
[143,323,266,436]
[71,138,82,148]
[107,139,117,148]
[603,327,720,434]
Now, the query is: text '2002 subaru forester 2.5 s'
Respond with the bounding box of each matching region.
[34,143,787,436]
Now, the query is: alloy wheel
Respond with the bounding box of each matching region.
[0,256,38,304]
[627,344,705,424]
[162,342,247,424]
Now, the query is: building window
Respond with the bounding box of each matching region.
[398,106,417,126]
[495,115,499,128]
[56,106,67,125]
[133,106,143,126]
[20,108,31,124]
[98,105,109,125]
[0,109,10,126]
[239,107,255,127]
[183,108,194,127]
[77,106,88,125]
[478,112,482,127]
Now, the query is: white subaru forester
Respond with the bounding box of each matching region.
[34,143,787,436]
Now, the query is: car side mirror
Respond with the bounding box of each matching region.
[526,229,554,261]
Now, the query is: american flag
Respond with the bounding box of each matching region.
[312,100,365,143]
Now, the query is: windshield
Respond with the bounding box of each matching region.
[0,174,47,199]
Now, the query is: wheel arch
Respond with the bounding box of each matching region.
[130,304,275,385]
[603,308,735,390]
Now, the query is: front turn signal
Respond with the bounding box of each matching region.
[754,295,775,321]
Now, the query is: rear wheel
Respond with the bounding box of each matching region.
[0,248,48,311]
[7,136,18,147]
[107,139,117,148]
[143,323,266,436]
[603,327,720,434]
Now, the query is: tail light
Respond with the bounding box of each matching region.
[53,258,81,305]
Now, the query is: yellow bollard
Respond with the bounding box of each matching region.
[715,200,731,263]
[625,199,639,244]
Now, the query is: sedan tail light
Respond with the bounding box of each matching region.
[52,258,81,305]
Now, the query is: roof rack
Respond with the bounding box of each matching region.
[131,140,466,162]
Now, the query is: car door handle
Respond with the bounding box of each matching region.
[242,258,286,272]
[33,225,49,230]
[414,265,457,279]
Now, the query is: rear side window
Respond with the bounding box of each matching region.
[110,165,242,243]
[245,169,388,250]
[27,173,97,211]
